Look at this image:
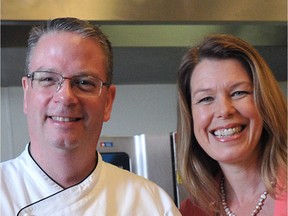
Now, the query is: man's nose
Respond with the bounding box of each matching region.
[53,78,78,105]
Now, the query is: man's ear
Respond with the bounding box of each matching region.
[103,85,116,122]
[22,77,29,114]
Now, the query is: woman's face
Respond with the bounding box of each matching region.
[190,58,263,165]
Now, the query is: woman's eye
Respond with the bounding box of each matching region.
[231,91,250,98]
[197,96,214,104]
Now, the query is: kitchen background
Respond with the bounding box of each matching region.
[1,0,287,205]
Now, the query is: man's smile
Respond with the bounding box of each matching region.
[50,116,81,122]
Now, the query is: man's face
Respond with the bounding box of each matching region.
[22,32,115,152]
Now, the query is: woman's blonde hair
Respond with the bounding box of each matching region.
[177,34,287,214]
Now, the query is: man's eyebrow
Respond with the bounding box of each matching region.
[75,71,102,79]
[32,67,56,72]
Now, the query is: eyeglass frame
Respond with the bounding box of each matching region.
[25,71,111,96]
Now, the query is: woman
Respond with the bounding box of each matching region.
[177,34,287,215]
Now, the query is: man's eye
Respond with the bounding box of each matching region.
[39,77,56,82]
[76,79,96,86]
[34,76,58,87]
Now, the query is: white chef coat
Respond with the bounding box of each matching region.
[1,144,181,216]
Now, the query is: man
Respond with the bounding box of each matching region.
[1,17,181,215]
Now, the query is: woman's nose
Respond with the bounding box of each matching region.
[215,97,236,119]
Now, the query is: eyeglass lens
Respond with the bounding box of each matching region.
[29,71,104,96]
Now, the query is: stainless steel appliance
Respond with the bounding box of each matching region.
[97,134,178,205]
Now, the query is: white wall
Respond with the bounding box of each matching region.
[1,87,29,162]
[1,82,286,162]
[1,84,178,162]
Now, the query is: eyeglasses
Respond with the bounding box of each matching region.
[26,71,111,96]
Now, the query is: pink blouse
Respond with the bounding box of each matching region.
[180,193,287,216]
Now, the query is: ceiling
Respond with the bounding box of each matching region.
[1,0,287,86]
[2,0,286,22]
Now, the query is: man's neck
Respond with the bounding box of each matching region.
[28,143,98,188]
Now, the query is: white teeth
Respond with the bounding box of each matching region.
[214,126,242,137]
[51,117,77,122]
